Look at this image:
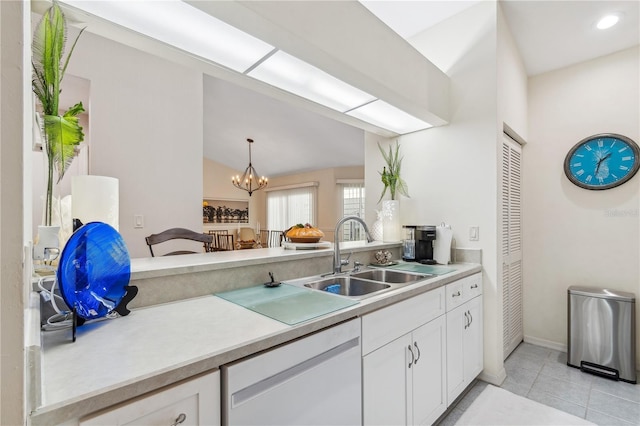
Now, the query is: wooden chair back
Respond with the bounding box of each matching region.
[208,230,229,250]
[216,233,235,251]
[145,228,213,257]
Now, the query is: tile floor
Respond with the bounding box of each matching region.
[438,342,640,425]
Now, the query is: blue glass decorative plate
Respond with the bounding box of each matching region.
[57,222,131,320]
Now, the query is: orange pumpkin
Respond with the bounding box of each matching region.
[286,223,324,243]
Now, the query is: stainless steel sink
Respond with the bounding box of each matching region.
[351,269,431,283]
[304,276,391,298]
[289,267,435,300]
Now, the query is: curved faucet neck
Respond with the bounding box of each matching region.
[333,216,373,274]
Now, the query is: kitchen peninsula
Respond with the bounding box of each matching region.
[29,243,482,425]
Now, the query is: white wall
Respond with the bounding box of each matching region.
[64,30,204,258]
[365,1,505,383]
[497,4,528,140]
[0,2,27,423]
[525,46,640,368]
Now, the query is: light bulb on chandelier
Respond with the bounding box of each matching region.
[232,138,268,196]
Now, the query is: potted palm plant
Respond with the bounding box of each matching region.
[32,1,85,227]
[377,141,409,242]
[377,141,409,203]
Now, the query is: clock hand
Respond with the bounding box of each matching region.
[595,153,611,176]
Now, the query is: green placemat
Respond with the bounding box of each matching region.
[216,284,358,325]
[386,263,456,275]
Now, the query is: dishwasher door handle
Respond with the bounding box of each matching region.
[231,337,359,407]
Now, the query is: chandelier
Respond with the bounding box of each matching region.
[232,138,268,196]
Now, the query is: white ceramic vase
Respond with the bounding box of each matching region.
[371,210,384,241]
[382,200,401,242]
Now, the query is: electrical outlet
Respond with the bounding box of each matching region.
[134,214,144,229]
[469,226,479,241]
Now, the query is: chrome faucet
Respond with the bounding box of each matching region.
[333,216,374,274]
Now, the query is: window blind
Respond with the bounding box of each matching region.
[267,185,317,231]
[339,182,366,241]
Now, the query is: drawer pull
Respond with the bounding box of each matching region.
[451,291,461,298]
[470,284,478,289]
[414,342,421,364]
[172,413,187,426]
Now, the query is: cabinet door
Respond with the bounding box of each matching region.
[464,296,484,380]
[80,371,220,426]
[411,315,447,426]
[446,304,466,406]
[363,334,411,426]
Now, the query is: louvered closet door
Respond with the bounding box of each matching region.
[502,135,523,359]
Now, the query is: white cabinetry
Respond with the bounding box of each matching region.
[445,273,483,406]
[79,371,220,426]
[362,287,446,426]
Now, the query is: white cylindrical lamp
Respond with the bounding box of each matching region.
[72,175,119,230]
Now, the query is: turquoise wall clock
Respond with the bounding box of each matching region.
[564,133,639,190]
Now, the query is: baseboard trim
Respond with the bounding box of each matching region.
[523,335,567,353]
[478,367,507,386]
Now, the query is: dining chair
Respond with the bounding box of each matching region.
[145,228,214,257]
[216,233,235,251]
[208,230,229,251]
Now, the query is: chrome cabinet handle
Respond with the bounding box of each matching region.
[408,345,415,368]
[414,342,421,364]
[470,284,478,289]
[452,290,461,297]
[468,310,473,326]
[171,413,187,426]
[464,311,469,329]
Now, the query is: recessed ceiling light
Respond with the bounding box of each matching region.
[596,14,620,30]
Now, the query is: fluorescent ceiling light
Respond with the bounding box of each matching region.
[59,0,433,135]
[247,50,376,112]
[60,0,274,73]
[596,14,620,30]
[346,100,432,134]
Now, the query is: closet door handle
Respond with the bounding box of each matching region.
[408,345,415,368]
[414,342,421,364]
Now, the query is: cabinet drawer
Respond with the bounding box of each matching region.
[446,273,482,311]
[464,273,482,300]
[362,287,445,355]
[80,371,220,426]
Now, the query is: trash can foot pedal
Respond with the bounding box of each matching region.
[580,361,619,381]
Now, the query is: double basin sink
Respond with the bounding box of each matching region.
[290,268,433,300]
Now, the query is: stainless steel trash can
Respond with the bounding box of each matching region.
[568,286,636,383]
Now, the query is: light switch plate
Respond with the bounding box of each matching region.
[469,226,479,241]
[134,214,144,229]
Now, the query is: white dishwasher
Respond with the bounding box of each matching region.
[222,319,362,425]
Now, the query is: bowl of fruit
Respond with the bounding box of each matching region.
[285,223,324,243]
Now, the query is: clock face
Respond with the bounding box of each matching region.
[564,134,639,190]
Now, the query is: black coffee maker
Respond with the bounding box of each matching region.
[402,225,437,264]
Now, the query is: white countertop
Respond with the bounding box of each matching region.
[129,240,398,280]
[32,259,481,425]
